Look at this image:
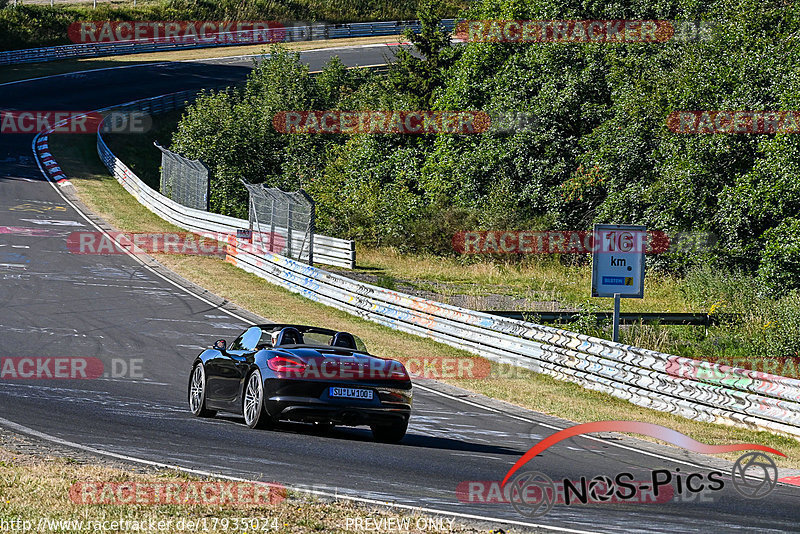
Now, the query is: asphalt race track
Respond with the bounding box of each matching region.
[1,45,799,533]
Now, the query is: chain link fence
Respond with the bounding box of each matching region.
[154,142,209,211]
[242,181,315,265]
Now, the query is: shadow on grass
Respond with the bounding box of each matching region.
[48,133,108,180]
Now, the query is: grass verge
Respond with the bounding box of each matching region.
[47,130,800,468]
[0,445,484,533]
[350,248,692,313]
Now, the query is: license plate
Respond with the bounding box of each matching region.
[330,387,373,400]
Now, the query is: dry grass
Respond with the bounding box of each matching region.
[354,247,693,313]
[0,446,485,533]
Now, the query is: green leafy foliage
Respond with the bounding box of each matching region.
[758,218,800,297]
[169,0,800,283]
[388,0,460,108]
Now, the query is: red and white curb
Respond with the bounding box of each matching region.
[35,133,70,185]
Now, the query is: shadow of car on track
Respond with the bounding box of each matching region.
[211,414,523,456]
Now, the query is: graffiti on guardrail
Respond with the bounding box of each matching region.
[666,355,800,388]
[223,235,800,436]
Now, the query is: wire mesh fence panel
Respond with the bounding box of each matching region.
[242,182,315,265]
[155,143,209,211]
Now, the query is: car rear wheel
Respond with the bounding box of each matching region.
[189,363,216,418]
[243,370,272,429]
[371,419,408,443]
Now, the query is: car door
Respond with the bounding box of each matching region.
[214,326,261,410]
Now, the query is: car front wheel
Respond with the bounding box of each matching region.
[189,363,216,418]
[243,370,272,429]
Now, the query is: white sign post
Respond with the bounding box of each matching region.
[591,224,646,342]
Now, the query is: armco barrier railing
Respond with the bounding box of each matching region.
[98,136,355,267]
[96,134,355,268]
[0,19,456,66]
[94,90,355,268]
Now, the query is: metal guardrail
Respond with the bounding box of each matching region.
[0,19,457,66]
[102,89,355,268]
[488,311,738,326]
[222,240,800,438]
[30,88,355,269]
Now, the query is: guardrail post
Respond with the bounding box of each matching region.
[286,200,293,259]
[269,199,276,252]
[299,189,315,266]
[612,293,621,342]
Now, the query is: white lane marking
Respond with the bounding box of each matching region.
[0,263,26,269]
[92,377,170,386]
[450,452,505,461]
[19,218,84,226]
[0,323,96,337]
[414,383,720,472]
[0,416,597,533]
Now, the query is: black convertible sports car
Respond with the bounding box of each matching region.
[188,324,413,442]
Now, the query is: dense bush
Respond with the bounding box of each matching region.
[170,0,800,287]
[758,218,800,297]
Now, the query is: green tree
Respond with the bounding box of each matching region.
[389,1,461,108]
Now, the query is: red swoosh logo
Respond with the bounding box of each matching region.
[501,421,785,486]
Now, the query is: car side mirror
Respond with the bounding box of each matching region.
[213,339,227,351]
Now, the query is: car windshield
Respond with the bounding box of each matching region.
[259,326,368,352]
